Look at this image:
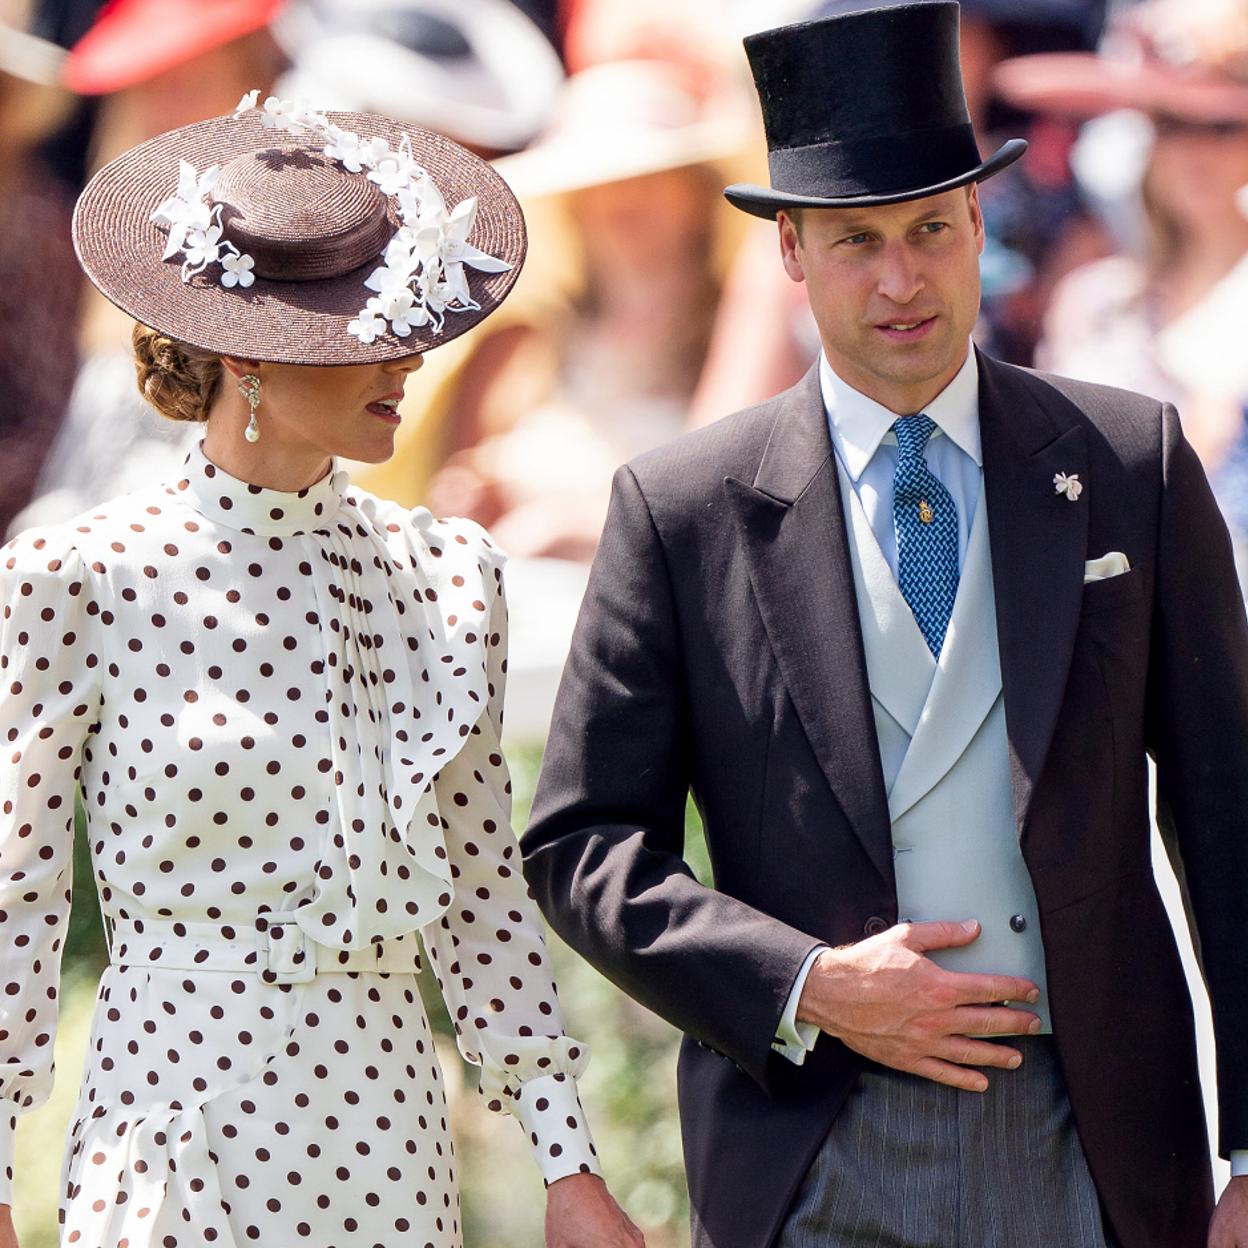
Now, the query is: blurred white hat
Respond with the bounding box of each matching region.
[0,17,66,87]
[272,0,565,152]
[492,59,753,199]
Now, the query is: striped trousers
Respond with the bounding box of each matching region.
[777,1038,1115,1248]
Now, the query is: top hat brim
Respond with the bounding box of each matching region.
[72,108,527,365]
[723,137,1027,220]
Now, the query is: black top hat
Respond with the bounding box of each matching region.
[725,1,1027,219]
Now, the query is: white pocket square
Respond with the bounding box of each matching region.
[1084,551,1131,582]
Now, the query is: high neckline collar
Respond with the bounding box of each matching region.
[175,439,350,536]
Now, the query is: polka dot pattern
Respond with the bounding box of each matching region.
[0,441,599,1245]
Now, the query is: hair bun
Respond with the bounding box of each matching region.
[132,323,221,423]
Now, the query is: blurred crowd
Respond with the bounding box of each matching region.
[6,0,1248,732]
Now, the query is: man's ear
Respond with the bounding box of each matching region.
[778,211,806,284]
[967,184,986,256]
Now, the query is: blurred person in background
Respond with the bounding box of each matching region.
[422,58,748,563]
[0,7,81,537]
[6,0,289,538]
[688,0,1111,430]
[999,0,1248,592]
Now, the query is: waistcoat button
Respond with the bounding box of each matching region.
[1009,914,1028,933]
[863,916,889,937]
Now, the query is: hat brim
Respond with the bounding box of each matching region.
[723,138,1027,219]
[993,52,1248,124]
[72,108,527,365]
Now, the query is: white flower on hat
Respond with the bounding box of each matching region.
[234,89,260,119]
[347,306,386,344]
[154,89,515,344]
[323,125,366,173]
[220,251,256,289]
[182,224,223,274]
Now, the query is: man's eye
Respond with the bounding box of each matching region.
[843,233,872,246]
[920,222,947,234]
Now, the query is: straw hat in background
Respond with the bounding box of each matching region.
[491,57,754,201]
[271,0,566,156]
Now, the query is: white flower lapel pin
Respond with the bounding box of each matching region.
[1053,472,1083,502]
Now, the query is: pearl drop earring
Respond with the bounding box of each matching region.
[237,373,262,443]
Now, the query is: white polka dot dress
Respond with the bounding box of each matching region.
[0,441,600,1247]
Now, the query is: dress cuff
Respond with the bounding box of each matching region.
[771,946,826,1066]
[511,1072,602,1187]
[1231,1149,1248,1178]
[0,1103,15,1206]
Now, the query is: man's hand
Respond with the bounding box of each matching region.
[796,918,1042,1091]
[545,1172,645,1247]
[1210,1176,1248,1247]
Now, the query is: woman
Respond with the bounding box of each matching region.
[0,95,642,1247]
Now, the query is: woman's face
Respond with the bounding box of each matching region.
[223,353,425,466]
[1146,114,1248,228]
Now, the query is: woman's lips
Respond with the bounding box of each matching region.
[366,397,402,423]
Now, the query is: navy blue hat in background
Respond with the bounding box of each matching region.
[724,1,1028,219]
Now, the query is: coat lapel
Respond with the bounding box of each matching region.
[724,366,894,886]
[977,351,1089,834]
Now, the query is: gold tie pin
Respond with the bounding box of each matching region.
[918,499,934,524]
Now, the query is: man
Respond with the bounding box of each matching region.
[520,4,1248,1246]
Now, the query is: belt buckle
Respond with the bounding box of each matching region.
[257,914,316,984]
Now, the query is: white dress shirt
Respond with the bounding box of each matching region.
[765,352,1248,1179]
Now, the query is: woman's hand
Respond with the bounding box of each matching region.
[0,1202,19,1248]
[545,1173,645,1247]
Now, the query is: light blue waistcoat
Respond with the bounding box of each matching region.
[837,458,1052,1031]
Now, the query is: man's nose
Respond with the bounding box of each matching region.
[875,243,923,305]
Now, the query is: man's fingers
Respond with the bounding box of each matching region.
[932,1035,1023,1070]
[951,1005,1041,1036]
[947,971,1041,1007]
[903,918,983,953]
[909,1056,990,1093]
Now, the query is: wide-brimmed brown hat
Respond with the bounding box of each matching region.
[72,96,527,364]
[994,0,1248,124]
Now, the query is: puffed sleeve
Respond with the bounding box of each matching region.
[0,529,101,1205]
[421,537,601,1188]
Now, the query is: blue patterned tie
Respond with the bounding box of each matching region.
[892,414,959,657]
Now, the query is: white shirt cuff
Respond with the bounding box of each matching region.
[771,946,827,1066]
[1231,1150,1248,1178]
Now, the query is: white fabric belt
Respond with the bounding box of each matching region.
[107,914,424,984]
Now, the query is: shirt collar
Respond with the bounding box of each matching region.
[819,347,982,482]
[175,439,349,536]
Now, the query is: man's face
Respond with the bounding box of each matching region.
[779,186,986,415]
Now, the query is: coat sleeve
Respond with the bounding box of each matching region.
[0,529,101,1205]
[422,530,601,1188]
[1145,403,1248,1159]
[522,464,824,1092]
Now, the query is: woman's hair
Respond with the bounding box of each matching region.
[132,323,224,423]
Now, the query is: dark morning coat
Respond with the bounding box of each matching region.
[520,351,1248,1248]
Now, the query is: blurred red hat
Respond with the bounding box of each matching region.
[994,0,1248,124]
[62,0,287,95]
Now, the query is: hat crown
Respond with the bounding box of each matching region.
[744,2,971,153]
[211,142,394,282]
